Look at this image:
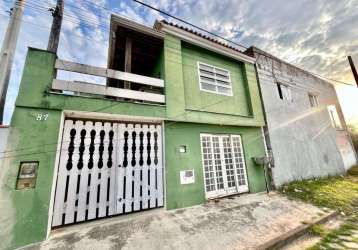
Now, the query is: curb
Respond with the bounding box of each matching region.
[257,210,338,250]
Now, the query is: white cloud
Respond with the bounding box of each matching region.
[0,0,357,124]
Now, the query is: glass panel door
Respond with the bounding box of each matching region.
[200,134,249,199]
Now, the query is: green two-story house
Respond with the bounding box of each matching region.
[0,15,268,249]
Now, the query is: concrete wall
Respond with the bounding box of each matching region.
[249,48,356,186]
[0,126,9,167]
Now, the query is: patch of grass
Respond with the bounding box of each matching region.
[279,174,358,215]
[308,215,358,250]
[279,171,358,250]
[309,224,328,237]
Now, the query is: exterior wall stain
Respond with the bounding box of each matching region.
[246,47,357,187]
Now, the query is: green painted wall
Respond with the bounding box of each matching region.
[15,48,166,119]
[163,35,265,127]
[182,42,251,117]
[0,34,266,249]
[165,122,267,210]
[0,107,62,249]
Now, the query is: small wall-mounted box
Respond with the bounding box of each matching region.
[16,161,39,190]
[180,169,195,185]
[178,145,187,153]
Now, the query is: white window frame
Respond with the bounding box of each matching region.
[308,93,319,107]
[327,105,343,130]
[197,61,233,96]
[200,133,249,199]
[277,82,292,102]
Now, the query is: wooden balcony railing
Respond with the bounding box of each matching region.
[52,59,165,103]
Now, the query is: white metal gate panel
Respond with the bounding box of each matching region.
[52,119,164,227]
[200,134,249,199]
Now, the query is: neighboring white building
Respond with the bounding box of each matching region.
[246,47,357,187]
[0,125,9,168]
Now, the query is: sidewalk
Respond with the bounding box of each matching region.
[21,192,334,250]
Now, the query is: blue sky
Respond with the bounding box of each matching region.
[0,0,358,124]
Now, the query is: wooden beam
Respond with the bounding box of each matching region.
[124,37,132,89]
[55,59,164,88]
[52,79,165,103]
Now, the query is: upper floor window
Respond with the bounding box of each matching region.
[308,93,319,107]
[198,62,233,96]
[327,105,343,129]
[277,82,292,102]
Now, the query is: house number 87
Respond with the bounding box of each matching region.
[36,113,49,121]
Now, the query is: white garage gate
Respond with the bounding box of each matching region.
[52,118,164,227]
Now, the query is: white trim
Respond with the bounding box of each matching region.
[157,23,256,64]
[48,112,166,229]
[200,133,249,199]
[46,112,65,238]
[111,15,165,39]
[161,121,167,209]
[63,110,164,123]
[55,59,164,88]
[327,105,343,130]
[231,135,249,193]
[52,79,165,103]
[197,61,233,96]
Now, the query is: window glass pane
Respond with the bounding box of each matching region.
[199,69,215,77]
[217,86,231,95]
[309,94,318,107]
[216,79,230,85]
[216,75,229,81]
[277,83,283,99]
[215,68,229,76]
[201,76,216,83]
[200,64,214,72]
[198,62,232,95]
[201,82,217,92]
[327,105,342,129]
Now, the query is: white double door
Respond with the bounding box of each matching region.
[52,119,163,227]
[200,134,249,199]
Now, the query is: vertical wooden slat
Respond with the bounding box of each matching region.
[108,123,117,216]
[156,124,164,207]
[98,122,111,217]
[64,120,83,224]
[87,121,101,220]
[149,124,156,208]
[133,124,141,211]
[53,119,165,226]
[116,123,126,214]
[76,121,92,222]
[52,119,73,227]
[141,124,149,209]
[125,124,134,212]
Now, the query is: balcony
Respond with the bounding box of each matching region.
[52,15,166,104]
[52,59,165,104]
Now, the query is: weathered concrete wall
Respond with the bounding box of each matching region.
[248,48,356,186]
[0,126,9,167]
